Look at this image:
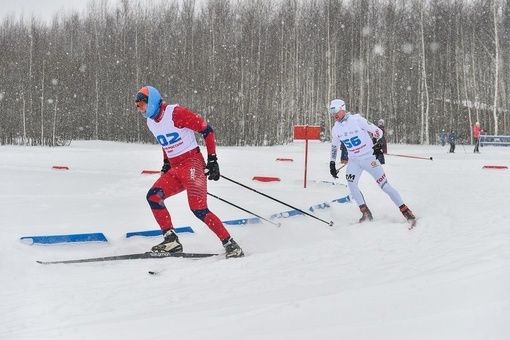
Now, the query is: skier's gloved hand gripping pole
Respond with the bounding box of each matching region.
[329,161,339,178]
[330,162,346,178]
[220,175,334,227]
[205,154,220,180]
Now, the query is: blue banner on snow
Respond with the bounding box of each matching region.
[309,195,351,212]
[223,217,261,225]
[20,232,108,245]
[270,194,351,218]
[126,226,194,238]
[270,209,304,219]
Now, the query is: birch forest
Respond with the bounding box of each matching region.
[0,0,509,146]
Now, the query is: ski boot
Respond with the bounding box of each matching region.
[359,204,373,223]
[222,237,244,259]
[151,229,183,253]
[399,204,417,229]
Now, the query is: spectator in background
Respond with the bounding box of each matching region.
[374,119,387,164]
[448,130,457,153]
[440,129,446,146]
[377,119,387,153]
[473,122,481,153]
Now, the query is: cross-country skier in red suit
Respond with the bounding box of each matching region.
[135,86,244,258]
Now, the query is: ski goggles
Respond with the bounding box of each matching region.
[329,107,342,115]
[135,92,149,103]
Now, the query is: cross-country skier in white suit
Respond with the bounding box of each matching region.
[328,99,417,227]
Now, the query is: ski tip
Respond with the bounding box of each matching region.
[408,219,417,230]
[36,260,52,264]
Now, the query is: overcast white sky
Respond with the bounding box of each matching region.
[0,0,100,23]
[0,0,201,24]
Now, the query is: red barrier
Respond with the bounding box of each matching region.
[482,165,508,169]
[252,176,281,182]
[141,170,160,174]
[52,166,69,170]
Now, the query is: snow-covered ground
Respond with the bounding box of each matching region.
[1,140,509,339]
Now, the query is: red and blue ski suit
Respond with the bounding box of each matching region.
[145,103,230,241]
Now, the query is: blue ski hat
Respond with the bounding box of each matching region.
[136,86,162,119]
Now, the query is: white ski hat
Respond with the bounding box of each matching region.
[329,99,346,113]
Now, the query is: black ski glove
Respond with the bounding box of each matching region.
[160,159,170,175]
[205,154,220,181]
[372,138,383,156]
[372,143,383,156]
[329,161,338,179]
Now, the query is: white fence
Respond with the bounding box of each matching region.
[479,135,510,146]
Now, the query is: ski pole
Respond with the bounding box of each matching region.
[220,175,334,227]
[387,153,433,161]
[207,192,281,227]
[336,163,346,175]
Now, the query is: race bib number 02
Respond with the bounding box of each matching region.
[156,132,181,146]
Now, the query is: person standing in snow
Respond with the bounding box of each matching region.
[135,85,244,258]
[377,119,387,153]
[440,129,446,147]
[448,130,457,153]
[373,119,387,164]
[472,122,481,153]
[328,99,416,226]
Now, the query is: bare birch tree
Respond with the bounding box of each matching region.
[492,0,500,135]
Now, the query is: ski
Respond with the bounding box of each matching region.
[36,251,219,265]
[355,217,418,230]
[408,219,417,230]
